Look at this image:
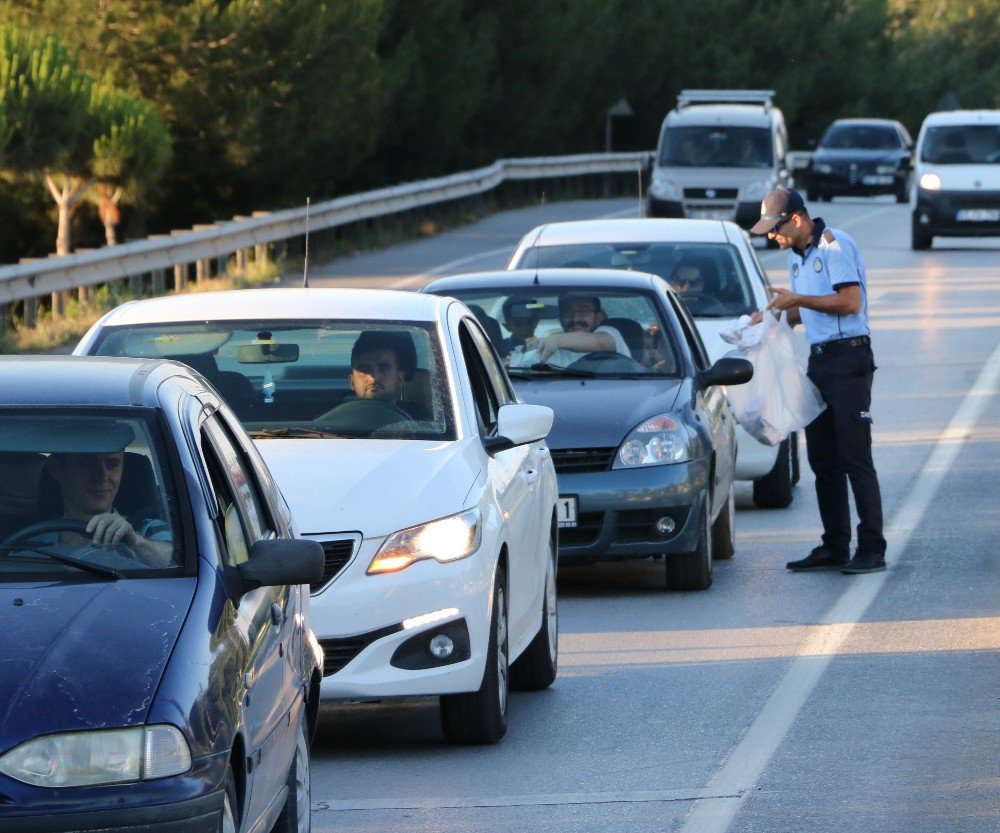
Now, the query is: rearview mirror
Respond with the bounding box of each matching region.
[233,538,324,598]
[236,343,299,364]
[483,402,554,455]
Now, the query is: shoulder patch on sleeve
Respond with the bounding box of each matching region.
[822,228,837,244]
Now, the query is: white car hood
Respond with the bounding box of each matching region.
[933,165,1000,190]
[254,438,482,536]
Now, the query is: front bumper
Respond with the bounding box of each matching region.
[555,457,711,563]
[914,190,1000,237]
[808,170,905,196]
[308,539,495,700]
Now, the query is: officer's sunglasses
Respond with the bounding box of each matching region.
[766,213,795,235]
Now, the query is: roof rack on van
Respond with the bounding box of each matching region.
[677,90,775,111]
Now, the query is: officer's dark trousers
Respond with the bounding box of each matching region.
[805,344,886,558]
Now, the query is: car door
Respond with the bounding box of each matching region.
[456,317,540,644]
[667,293,736,516]
[200,415,295,825]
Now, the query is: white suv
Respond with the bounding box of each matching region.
[508,218,802,508]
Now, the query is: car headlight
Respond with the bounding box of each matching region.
[812,163,833,174]
[613,414,692,468]
[649,174,679,200]
[919,172,942,191]
[0,725,191,788]
[741,179,774,201]
[876,164,898,175]
[368,508,482,574]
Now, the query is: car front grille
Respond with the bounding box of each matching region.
[310,538,356,593]
[319,622,402,676]
[560,512,604,547]
[683,187,738,199]
[551,448,617,474]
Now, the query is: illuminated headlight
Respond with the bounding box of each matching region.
[649,174,679,200]
[368,508,482,574]
[741,179,773,201]
[0,726,191,788]
[876,164,898,174]
[813,163,833,174]
[919,172,942,191]
[613,414,691,468]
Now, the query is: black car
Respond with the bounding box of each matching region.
[0,356,323,833]
[807,118,913,202]
[423,269,752,592]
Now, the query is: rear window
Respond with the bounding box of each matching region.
[920,124,1000,165]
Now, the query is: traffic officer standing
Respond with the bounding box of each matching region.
[750,188,887,574]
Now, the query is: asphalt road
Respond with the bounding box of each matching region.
[297,197,1000,833]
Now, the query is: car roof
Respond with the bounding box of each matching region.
[519,219,735,247]
[666,104,776,128]
[424,268,663,294]
[96,287,450,326]
[827,118,903,128]
[0,355,183,408]
[920,110,1000,128]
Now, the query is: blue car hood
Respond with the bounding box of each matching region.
[0,579,196,751]
[513,378,683,448]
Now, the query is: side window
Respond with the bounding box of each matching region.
[202,417,271,566]
[467,319,516,405]
[458,322,500,435]
[667,294,711,371]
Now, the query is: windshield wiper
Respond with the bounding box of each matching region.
[248,426,341,439]
[0,546,122,578]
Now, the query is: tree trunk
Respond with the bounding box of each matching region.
[45,172,91,257]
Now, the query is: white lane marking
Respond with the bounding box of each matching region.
[676,335,1000,833]
[395,204,639,287]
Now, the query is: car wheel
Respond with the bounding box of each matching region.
[440,566,509,744]
[510,538,558,691]
[911,217,932,250]
[271,707,311,833]
[895,186,908,203]
[220,766,238,833]
[666,501,712,591]
[711,484,735,560]
[753,437,793,509]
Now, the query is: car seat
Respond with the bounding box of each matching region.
[467,305,503,346]
[163,353,260,418]
[603,317,645,358]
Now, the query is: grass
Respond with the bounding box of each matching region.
[0,255,284,354]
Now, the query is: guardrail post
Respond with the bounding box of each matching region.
[195,258,208,283]
[0,303,8,332]
[174,263,187,291]
[24,297,38,329]
[51,290,65,320]
[152,269,166,295]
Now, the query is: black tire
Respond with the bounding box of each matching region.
[711,484,735,560]
[271,707,310,833]
[510,540,558,691]
[753,437,793,509]
[666,502,712,591]
[895,186,908,203]
[911,217,932,250]
[440,567,509,744]
[220,765,238,833]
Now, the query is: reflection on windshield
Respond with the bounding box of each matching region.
[659,126,773,168]
[921,125,1000,165]
[92,321,456,441]
[0,413,180,578]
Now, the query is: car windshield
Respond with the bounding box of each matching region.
[441,288,682,378]
[91,321,456,441]
[0,411,182,579]
[514,242,757,318]
[821,124,901,150]
[659,126,772,168]
[920,124,1000,165]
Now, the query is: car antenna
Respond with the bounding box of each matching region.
[302,196,311,288]
[533,272,540,285]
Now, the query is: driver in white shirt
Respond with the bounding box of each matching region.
[512,294,630,368]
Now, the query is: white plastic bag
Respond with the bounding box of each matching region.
[724,312,826,446]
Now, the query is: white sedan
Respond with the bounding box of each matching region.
[508,218,803,508]
[75,288,559,744]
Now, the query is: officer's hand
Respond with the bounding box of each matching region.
[87,513,139,547]
[749,311,764,325]
[767,286,799,311]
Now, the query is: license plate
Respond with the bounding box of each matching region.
[861,174,893,185]
[688,208,731,220]
[557,496,578,528]
[956,209,1000,222]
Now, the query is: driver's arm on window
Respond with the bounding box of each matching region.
[537,330,614,360]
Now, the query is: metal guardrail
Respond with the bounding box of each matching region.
[0,151,653,308]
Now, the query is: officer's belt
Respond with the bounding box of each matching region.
[810,335,870,355]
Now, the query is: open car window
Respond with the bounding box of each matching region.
[514,242,757,318]
[0,410,183,578]
[91,320,456,441]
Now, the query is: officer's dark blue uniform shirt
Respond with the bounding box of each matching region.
[789,219,870,345]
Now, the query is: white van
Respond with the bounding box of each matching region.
[647,90,792,233]
[911,109,1000,250]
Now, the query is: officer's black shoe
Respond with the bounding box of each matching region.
[786,547,850,571]
[841,552,887,574]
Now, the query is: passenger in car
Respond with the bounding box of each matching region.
[510,295,631,368]
[669,258,708,296]
[500,297,541,359]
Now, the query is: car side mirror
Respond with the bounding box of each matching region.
[698,356,753,389]
[233,538,324,598]
[483,402,554,455]
[898,156,912,171]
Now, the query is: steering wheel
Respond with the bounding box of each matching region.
[568,351,647,374]
[1,518,90,547]
[679,292,729,315]
[318,398,415,434]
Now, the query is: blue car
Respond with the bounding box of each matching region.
[423,270,752,591]
[0,356,323,833]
